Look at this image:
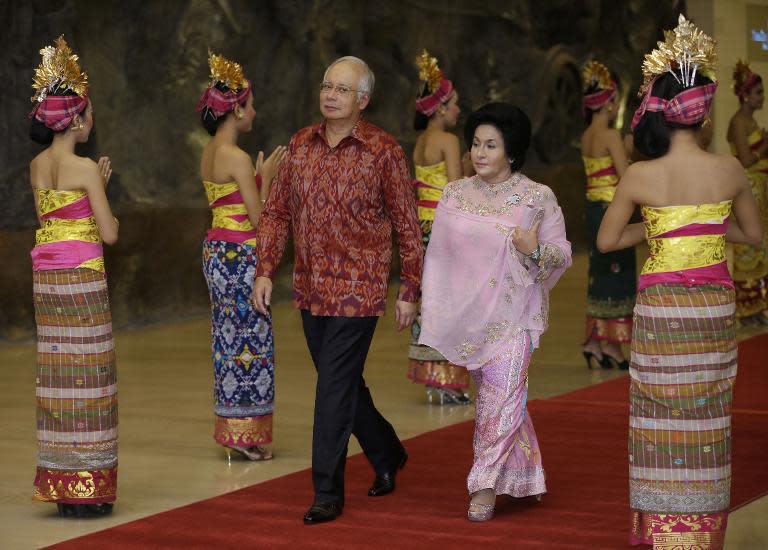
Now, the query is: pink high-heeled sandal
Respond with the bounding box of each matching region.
[467,501,495,522]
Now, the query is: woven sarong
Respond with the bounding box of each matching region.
[629,284,735,549]
[33,268,117,503]
[585,200,636,344]
[203,240,274,446]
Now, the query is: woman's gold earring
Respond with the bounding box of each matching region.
[70,116,83,132]
[233,106,244,120]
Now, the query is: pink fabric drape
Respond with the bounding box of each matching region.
[419,175,572,369]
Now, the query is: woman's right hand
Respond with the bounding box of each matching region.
[98,156,112,187]
[258,145,287,184]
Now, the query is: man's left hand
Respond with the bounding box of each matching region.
[395,300,418,331]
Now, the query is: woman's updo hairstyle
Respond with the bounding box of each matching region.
[413,85,431,131]
[583,71,621,125]
[633,71,714,159]
[464,102,531,171]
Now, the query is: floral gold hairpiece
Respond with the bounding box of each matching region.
[415,49,444,93]
[639,14,717,96]
[582,60,613,92]
[207,49,248,92]
[733,59,753,87]
[31,35,88,103]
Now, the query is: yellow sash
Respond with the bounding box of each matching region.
[583,155,618,203]
[640,201,732,275]
[415,162,448,221]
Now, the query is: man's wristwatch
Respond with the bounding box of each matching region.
[528,244,541,265]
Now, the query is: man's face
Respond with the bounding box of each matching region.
[319,61,369,121]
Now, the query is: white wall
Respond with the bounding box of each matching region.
[690,0,768,154]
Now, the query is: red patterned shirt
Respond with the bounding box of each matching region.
[255,118,423,317]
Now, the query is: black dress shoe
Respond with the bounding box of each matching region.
[368,450,408,497]
[302,501,342,525]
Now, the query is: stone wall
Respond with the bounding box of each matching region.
[0,0,684,340]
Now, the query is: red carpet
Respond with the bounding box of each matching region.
[47,336,768,549]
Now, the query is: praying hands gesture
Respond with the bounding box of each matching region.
[98,156,112,187]
[256,145,287,185]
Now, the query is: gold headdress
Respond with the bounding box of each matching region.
[415,49,444,93]
[732,58,759,97]
[639,14,716,96]
[206,50,248,92]
[31,35,88,102]
[582,60,613,92]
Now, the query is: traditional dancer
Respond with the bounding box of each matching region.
[197,51,286,461]
[253,56,422,524]
[598,16,763,549]
[419,102,572,522]
[727,59,768,324]
[407,50,471,404]
[580,61,635,369]
[29,36,119,517]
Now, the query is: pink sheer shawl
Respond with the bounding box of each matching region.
[418,175,572,370]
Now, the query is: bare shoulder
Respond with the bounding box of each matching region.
[434,130,459,147]
[713,153,748,180]
[71,156,101,188]
[30,150,48,168]
[605,128,623,144]
[618,159,657,195]
[218,143,252,167]
[622,158,654,180]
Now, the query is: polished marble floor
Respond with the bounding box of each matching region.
[1,253,765,549]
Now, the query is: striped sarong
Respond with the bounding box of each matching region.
[629,284,735,549]
[33,268,118,503]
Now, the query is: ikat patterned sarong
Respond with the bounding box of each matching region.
[203,240,274,447]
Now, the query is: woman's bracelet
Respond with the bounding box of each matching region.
[528,244,541,265]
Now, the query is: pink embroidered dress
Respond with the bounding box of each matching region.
[419,174,571,497]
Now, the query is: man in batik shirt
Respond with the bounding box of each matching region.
[253,56,423,524]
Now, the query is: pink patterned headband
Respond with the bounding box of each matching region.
[415,78,454,116]
[29,94,88,132]
[196,80,251,119]
[582,83,617,112]
[736,71,760,99]
[631,79,717,130]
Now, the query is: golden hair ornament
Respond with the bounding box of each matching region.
[733,59,753,88]
[582,60,613,92]
[207,49,248,92]
[31,35,88,102]
[639,14,716,96]
[415,49,444,93]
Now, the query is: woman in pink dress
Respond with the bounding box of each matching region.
[419,102,571,521]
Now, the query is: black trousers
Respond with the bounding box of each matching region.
[301,311,403,505]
